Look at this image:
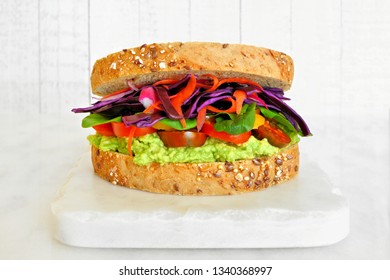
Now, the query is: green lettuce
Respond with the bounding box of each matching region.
[82,114,121,128]
[157,118,197,130]
[260,107,300,142]
[213,103,256,135]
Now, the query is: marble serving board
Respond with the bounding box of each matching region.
[51,153,349,248]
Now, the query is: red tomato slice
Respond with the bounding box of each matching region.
[112,122,156,137]
[252,121,291,148]
[133,126,157,137]
[93,123,115,136]
[200,122,251,145]
[157,131,207,147]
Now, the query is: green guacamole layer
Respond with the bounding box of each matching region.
[88,132,299,166]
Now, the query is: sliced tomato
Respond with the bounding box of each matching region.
[112,122,156,137]
[93,123,115,136]
[157,131,207,147]
[252,121,291,148]
[200,122,251,145]
[134,126,156,137]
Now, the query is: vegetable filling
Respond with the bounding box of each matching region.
[73,74,310,163]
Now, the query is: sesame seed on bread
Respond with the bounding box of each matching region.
[91,144,299,196]
[91,42,294,96]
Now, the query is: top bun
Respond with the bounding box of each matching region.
[91,42,294,96]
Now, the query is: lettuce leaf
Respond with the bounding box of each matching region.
[213,103,256,135]
[157,118,197,130]
[259,107,298,135]
[81,114,122,128]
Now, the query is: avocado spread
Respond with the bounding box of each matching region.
[88,133,299,166]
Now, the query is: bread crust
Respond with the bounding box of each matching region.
[91,144,299,196]
[91,42,294,96]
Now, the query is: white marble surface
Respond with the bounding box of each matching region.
[0,113,389,259]
[51,153,348,248]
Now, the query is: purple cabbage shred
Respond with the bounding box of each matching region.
[72,75,311,136]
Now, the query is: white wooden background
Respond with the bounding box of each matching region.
[1,0,389,182]
[0,0,389,259]
[1,0,389,117]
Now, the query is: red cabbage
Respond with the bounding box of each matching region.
[260,88,311,136]
[167,74,191,91]
[72,75,311,136]
[71,90,138,113]
[196,95,234,112]
[154,86,182,120]
[184,88,234,118]
[122,113,165,127]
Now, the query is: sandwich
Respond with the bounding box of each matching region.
[72,42,311,195]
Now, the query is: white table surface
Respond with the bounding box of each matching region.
[1,113,389,259]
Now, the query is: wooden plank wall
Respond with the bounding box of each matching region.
[0,0,389,118]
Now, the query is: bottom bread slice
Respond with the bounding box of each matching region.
[92,144,299,195]
[91,144,299,196]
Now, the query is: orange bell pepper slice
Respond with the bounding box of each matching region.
[206,77,264,92]
[205,97,236,113]
[171,74,197,127]
[143,101,163,113]
[127,126,136,156]
[153,79,180,86]
[195,97,237,131]
[233,89,247,114]
[196,107,207,131]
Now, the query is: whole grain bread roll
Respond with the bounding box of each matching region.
[91,42,294,96]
